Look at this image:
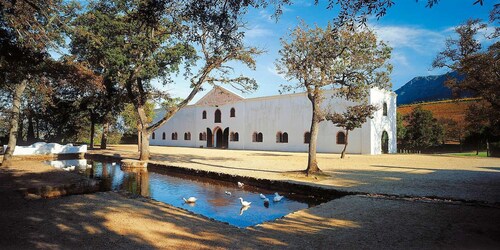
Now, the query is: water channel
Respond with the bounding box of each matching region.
[46,159,327,228]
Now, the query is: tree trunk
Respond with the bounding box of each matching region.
[486,139,490,157]
[341,130,349,159]
[101,120,109,149]
[139,127,150,161]
[137,129,141,152]
[89,115,95,149]
[35,116,40,140]
[306,97,321,175]
[137,105,150,161]
[18,113,24,145]
[2,81,28,167]
[27,111,35,143]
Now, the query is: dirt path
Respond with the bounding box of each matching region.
[1,149,500,249]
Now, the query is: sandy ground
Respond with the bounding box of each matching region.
[1,147,500,249]
[1,188,499,249]
[93,145,500,202]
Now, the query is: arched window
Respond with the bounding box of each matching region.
[162,132,166,140]
[252,132,257,142]
[215,109,221,123]
[257,132,263,142]
[337,132,346,144]
[199,132,206,141]
[276,131,289,143]
[230,132,239,141]
[276,132,282,143]
[152,132,156,140]
[202,110,207,119]
[304,132,311,144]
[171,132,178,140]
[383,102,388,116]
[230,108,236,117]
[184,132,191,140]
[282,132,288,143]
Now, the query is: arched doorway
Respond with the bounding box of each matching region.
[223,127,229,148]
[212,127,229,148]
[206,128,213,148]
[215,128,223,148]
[381,131,389,154]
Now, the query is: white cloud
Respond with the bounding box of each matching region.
[267,66,286,80]
[372,25,448,54]
[390,52,410,67]
[245,26,274,39]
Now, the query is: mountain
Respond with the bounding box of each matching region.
[395,72,469,105]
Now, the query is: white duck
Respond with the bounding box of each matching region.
[183,197,197,203]
[225,191,232,195]
[259,193,266,199]
[273,192,284,202]
[111,162,116,166]
[239,197,251,207]
[237,182,244,188]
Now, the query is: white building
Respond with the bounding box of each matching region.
[150,86,397,154]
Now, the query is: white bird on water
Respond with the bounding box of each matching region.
[239,197,251,207]
[183,197,197,203]
[225,191,232,195]
[111,162,116,166]
[237,182,244,188]
[259,193,266,199]
[273,192,284,202]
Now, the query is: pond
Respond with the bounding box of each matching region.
[46,159,327,228]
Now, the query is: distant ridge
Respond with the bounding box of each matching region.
[395,72,470,105]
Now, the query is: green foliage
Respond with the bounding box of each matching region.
[121,103,155,135]
[433,19,499,137]
[277,21,392,103]
[326,104,378,131]
[402,106,444,149]
[396,113,406,143]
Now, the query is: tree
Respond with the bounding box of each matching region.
[121,102,155,148]
[396,112,406,145]
[0,0,74,166]
[326,104,378,158]
[433,19,499,153]
[72,0,263,161]
[402,106,444,150]
[277,21,391,175]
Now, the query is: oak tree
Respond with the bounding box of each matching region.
[277,21,391,175]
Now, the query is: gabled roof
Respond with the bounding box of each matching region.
[194,85,244,106]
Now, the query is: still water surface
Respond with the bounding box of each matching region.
[47,159,323,228]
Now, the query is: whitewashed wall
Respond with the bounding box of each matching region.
[150,88,397,154]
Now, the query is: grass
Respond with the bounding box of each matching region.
[447,151,488,157]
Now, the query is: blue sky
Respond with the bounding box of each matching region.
[163,0,497,103]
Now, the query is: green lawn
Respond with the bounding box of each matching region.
[447,151,488,157]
